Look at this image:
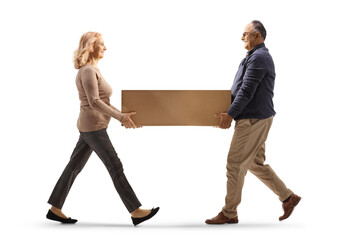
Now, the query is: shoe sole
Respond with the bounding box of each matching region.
[205,220,239,224]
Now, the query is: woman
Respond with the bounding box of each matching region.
[46,32,159,226]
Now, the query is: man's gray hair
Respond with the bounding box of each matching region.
[251,20,267,40]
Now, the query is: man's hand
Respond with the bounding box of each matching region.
[215,113,233,129]
[120,112,142,129]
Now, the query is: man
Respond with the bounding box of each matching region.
[206,20,301,224]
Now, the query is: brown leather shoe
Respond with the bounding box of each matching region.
[205,212,238,224]
[279,194,301,221]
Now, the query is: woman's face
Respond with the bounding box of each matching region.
[94,37,107,60]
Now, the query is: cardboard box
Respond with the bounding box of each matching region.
[121,90,231,126]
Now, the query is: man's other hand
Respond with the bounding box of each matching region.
[215,113,233,129]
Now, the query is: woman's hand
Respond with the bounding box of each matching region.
[120,112,141,129]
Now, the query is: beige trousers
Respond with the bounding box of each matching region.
[222,117,293,218]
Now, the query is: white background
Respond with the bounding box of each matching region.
[1,0,359,239]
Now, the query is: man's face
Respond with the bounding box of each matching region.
[241,23,257,51]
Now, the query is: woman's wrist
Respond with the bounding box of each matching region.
[117,112,125,122]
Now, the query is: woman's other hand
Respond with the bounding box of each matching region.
[120,112,141,129]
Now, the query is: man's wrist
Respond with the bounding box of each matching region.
[227,109,236,119]
[225,112,234,120]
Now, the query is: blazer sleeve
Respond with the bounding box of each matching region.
[227,56,267,119]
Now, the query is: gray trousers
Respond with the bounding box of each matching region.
[48,128,141,213]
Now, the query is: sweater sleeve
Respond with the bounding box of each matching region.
[81,67,124,121]
[110,104,121,113]
[227,56,267,119]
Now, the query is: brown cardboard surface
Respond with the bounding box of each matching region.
[121,90,231,126]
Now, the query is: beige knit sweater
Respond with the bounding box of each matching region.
[75,65,124,132]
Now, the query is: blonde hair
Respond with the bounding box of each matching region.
[73,32,102,69]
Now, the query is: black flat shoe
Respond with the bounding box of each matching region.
[131,207,160,226]
[46,210,77,224]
